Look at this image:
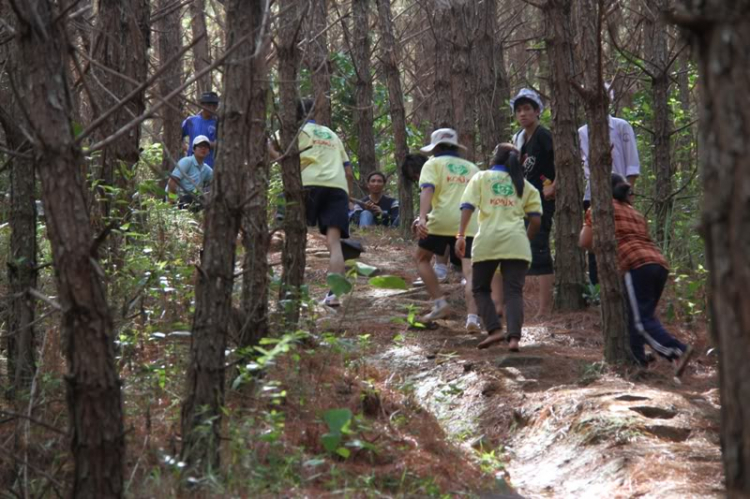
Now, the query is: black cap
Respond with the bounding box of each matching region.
[199,91,219,104]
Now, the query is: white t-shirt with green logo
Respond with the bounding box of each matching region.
[418,155,479,237]
[460,168,542,263]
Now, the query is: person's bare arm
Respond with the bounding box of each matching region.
[455,208,474,258]
[579,225,593,250]
[268,139,281,161]
[627,175,637,189]
[417,187,434,239]
[527,214,542,240]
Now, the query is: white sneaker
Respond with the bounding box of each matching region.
[414,264,448,287]
[460,277,467,286]
[466,315,481,333]
[423,298,450,321]
[321,292,340,307]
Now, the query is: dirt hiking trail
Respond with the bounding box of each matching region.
[301,229,722,498]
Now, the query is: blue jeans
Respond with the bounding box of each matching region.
[359,210,377,227]
[624,264,687,365]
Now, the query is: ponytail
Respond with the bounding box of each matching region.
[507,151,525,198]
[491,143,524,198]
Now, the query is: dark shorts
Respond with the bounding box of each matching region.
[305,186,350,238]
[418,234,473,263]
[528,208,554,276]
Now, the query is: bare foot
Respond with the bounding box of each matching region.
[478,332,505,350]
[508,337,520,352]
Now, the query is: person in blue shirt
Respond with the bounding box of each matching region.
[168,135,213,210]
[181,91,219,167]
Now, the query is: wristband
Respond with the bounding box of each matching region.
[456,234,465,239]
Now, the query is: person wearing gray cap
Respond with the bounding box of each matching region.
[181,91,219,167]
[510,88,556,318]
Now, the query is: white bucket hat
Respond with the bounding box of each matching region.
[192,135,211,149]
[510,88,544,114]
[420,128,466,154]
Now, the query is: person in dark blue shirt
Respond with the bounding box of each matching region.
[350,171,400,227]
[182,91,219,167]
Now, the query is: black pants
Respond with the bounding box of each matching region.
[472,259,528,339]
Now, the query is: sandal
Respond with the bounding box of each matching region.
[477,332,505,350]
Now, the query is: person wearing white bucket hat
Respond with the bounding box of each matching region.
[510,88,556,317]
[414,128,481,329]
[167,134,213,210]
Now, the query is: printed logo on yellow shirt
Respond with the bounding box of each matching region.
[492,178,515,196]
[313,128,333,140]
[447,163,469,176]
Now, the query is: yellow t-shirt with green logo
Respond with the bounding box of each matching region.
[418,155,479,237]
[298,122,350,193]
[460,168,542,263]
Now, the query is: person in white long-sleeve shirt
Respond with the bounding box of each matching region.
[578,114,641,285]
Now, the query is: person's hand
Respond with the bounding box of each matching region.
[455,237,466,258]
[349,201,355,211]
[365,201,382,215]
[411,218,419,235]
[543,182,556,200]
[416,218,429,239]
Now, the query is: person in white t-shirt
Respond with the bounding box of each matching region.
[578,85,641,285]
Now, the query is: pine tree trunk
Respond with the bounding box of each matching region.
[190,0,212,97]
[240,29,270,348]
[676,3,750,494]
[278,0,307,326]
[156,0,183,171]
[544,0,587,311]
[431,2,452,127]
[90,0,150,223]
[475,0,510,158]
[180,0,263,471]
[307,0,332,125]
[2,119,37,399]
[450,1,475,160]
[644,0,672,248]
[577,0,633,366]
[376,0,412,237]
[352,0,376,186]
[9,1,125,495]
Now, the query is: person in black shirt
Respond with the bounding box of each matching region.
[351,171,400,227]
[511,88,555,317]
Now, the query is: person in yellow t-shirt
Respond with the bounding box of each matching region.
[456,144,542,352]
[269,99,354,307]
[415,128,480,327]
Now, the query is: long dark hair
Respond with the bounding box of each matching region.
[491,143,524,197]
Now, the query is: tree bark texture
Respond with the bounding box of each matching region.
[376,0,412,237]
[190,0,212,97]
[643,0,672,248]
[543,0,587,311]
[306,0,332,125]
[450,1,475,160]
[4,124,37,399]
[9,1,125,496]
[431,2,452,128]
[180,0,264,470]
[352,0,377,186]
[474,0,510,160]
[90,0,150,221]
[278,0,307,326]
[577,0,633,366]
[156,0,183,171]
[240,17,270,348]
[677,2,750,494]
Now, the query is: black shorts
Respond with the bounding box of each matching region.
[305,186,350,238]
[418,234,473,263]
[528,208,554,276]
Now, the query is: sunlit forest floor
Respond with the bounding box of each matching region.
[0,223,722,498]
